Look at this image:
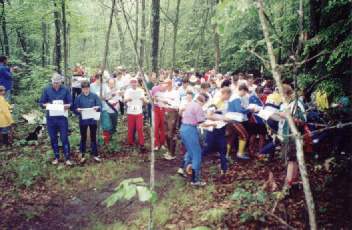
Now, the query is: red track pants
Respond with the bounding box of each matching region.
[153,106,165,148]
[127,114,144,146]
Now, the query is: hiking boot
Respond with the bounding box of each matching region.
[191,181,207,187]
[93,156,101,162]
[52,159,59,165]
[163,152,176,160]
[65,160,73,166]
[177,168,186,177]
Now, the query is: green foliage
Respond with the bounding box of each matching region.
[191,227,212,230]
[104,177,156,208]
[230,185,268,223]
[200,208,227,224]
[6,154,49,188]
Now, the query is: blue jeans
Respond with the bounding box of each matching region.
[180,124,202,182]
[47,117,70,160]
[203,127,227,172]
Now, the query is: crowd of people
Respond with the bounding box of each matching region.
[0,57,350,188]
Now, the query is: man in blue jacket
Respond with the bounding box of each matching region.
[0,56,12,101]
[39,73,72,166]
[74,81,102,163]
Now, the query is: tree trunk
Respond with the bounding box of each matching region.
[151,0,160,77]
[159,0,170,68]
[195,8,209,72]
[0,0,9,56]
[61,0,69,85]
[135,0,139,67]
[16,28,29,63]
[308,0,321,38]
[53,0,62,74]
[41,20,48,67]
[139,0,146,68]
[115,15,126,65]
[257,1,317,229]
[171,0,181,70]
[212,0,220,73]
[100,0,116,97]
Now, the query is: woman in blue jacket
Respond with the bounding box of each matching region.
[74,81,102,163]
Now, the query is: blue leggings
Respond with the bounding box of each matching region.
[180,124,202,182]
[47,117,70,160]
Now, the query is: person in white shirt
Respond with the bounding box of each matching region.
[158,79,180,160]
[104,78,121,134]
[124,78,147,151]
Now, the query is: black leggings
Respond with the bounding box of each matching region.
[79,124,98,155]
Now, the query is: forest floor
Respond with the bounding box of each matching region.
[1,117,351,230]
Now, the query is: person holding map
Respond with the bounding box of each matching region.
[39,73,72,166]
[74,81,102,163]
[124,78,147,152]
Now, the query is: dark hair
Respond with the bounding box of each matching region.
[221,79,231,88]
[81,81,90,88]
[182,77,189,84]
[0,56,7,63]
[199,92,209,102]
[238,84,249,92]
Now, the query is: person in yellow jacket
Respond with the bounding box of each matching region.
[0,85,13,147]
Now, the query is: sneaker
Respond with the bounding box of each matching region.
[237,153,250,160]
[65,160,73,166]
[93,156,101,162]
[163,152,176,160]
[177,168,186,177]
[191,181,207,187]
[160,145,167,151]
[52,159,59,165]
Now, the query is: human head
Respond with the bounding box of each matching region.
[81,81,90,95]
[238,83,249,97]
[247,74,254,85]
[232,75,239,86]
[186,90,193,101]
[0,56,8,64]
[282,84,294,100]
[108,78,116,89]
[196,93,208,106]
[51,73,63,90]
[164,79,172,90]
[0,85,5,96]
[220,87,232,101]
[200,82,210,93]
[130,78,138,89]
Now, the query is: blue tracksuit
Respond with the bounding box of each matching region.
[74,92,102,155]
[180,124,202,182]
[39,85,72,160]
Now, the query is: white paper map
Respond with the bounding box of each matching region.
[81,108,100,120]
[46,102,68,117]
[257,109,282,121]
